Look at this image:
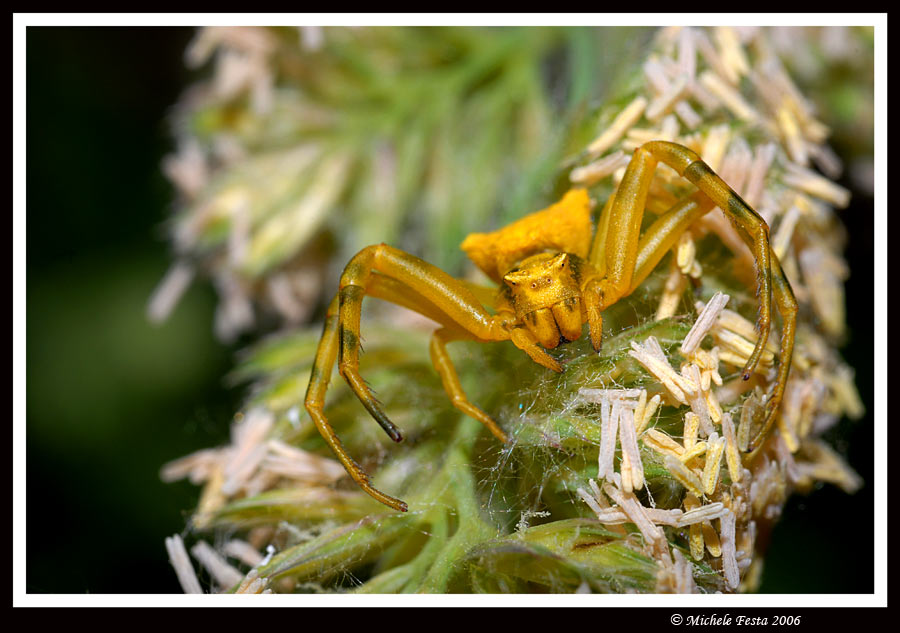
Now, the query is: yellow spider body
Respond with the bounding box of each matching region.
[463,190,592,353]
[304,141,797,513]
[501,252,585,349]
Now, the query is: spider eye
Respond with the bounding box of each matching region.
[531,283,537,289]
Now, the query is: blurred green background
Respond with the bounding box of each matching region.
[25,27,241,593]
[24,26,874,594]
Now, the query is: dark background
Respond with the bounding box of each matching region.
[23,26,875,594]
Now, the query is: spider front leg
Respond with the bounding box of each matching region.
[337,245,506,430]
[583,192,715,351]
[748,255,797,455]
[586,141,797,451]
[639,142,797,449]
[307,243,513,512]
[304,294,409,512]
[639,141,779,379]
[581,146,675,352]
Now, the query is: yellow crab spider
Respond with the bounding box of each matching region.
[304,141,797,512]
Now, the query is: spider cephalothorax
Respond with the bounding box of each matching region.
[502,253,585,348]
[304,141,797,512]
